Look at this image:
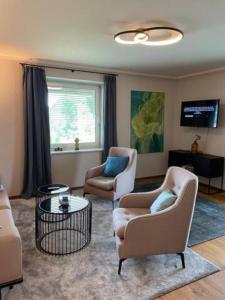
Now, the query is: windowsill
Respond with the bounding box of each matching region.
[51,148,103,155]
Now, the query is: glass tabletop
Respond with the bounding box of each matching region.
[38,184,69,195]
[39,195,89,214]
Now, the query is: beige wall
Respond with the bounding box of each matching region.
[2,57,225,195]
[172,71,225,154]
[50,70,176,187]
[0,59,24,195]
[51,151,102,188]
[0,58,176,195]
[172,71,225,188]
[117,74,176,178]
[2,57,225,194]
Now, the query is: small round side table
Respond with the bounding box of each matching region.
[35,184,70,248]
[37,183,70,202]
[35,195,92,255]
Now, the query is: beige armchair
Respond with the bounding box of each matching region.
[83,147,137,208]
[112,166,198,274]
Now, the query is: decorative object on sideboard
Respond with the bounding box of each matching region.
[191,134,201,154]
[75,137,80,150]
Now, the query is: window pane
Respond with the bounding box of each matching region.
[48,86,97,145]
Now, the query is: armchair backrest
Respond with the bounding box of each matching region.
[109,147,136,161]
[109,147,137,174]
[160,166,198,249]
[162,166,198,197]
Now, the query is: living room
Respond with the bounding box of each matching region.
[1,0,225,299]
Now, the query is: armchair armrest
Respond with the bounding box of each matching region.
[112,170,132,197]
[123,207,184,256]
[85,163,106,181]
[119,187,163,208]
[113,159,137,198]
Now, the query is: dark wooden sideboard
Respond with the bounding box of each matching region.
[168,150,224,193]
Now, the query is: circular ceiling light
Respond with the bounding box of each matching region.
[114,26,183,46]
[134,30,149,42]
[114,30,140,45]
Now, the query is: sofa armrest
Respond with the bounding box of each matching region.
[0,210,22,284]
[85,163,106,181]
[119,187,163,208]
[0,189,11,210]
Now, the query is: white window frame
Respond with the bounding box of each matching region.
[47,78,103,151]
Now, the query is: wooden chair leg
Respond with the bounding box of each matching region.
[118,258,126,275]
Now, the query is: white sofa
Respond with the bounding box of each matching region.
[0,188,22,297]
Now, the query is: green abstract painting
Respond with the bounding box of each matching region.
[130,90,165,154]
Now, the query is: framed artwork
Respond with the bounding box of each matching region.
[130,90,165,154]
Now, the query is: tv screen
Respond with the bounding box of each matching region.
[180,99,220,128]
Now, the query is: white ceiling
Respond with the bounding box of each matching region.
[1,0,225,77]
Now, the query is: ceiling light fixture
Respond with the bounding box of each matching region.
[114,26,183,46]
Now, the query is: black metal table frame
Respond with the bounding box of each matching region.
[35,197,92,256]
[206,175,224,194]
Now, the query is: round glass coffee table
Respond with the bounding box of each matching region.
[36,195,92,255]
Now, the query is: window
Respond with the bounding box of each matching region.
[47,79,103,151]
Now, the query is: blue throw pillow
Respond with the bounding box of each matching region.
[150,189,177,213]
[103,156,129,177]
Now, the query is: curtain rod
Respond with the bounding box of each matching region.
[20,63,118,77]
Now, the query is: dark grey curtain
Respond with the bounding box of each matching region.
[102,74,118,161]
[22,66,52,198]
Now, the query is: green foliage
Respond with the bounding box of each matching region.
[131,91,165,154]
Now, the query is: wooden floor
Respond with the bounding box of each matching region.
[136,177,225,300]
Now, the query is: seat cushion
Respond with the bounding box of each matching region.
[0,190,11,210]
[103,156,129,177]
[86,176,115,191]
[113,208,149,238]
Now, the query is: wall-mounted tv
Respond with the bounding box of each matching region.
[180,99,220,128]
